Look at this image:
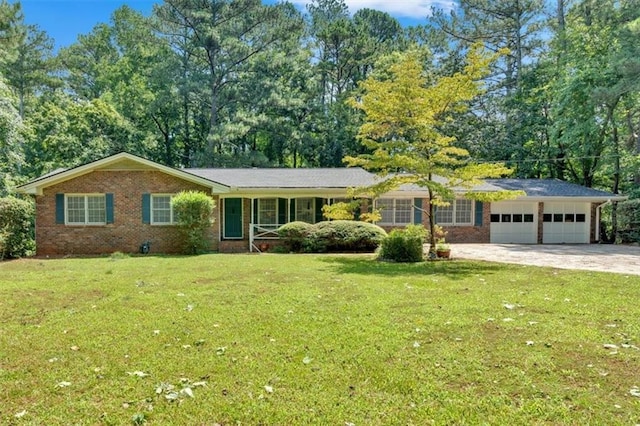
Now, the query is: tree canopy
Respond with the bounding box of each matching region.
[0,0,637,202]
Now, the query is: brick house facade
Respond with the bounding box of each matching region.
[34,170,220,255]
[17,153,624,255]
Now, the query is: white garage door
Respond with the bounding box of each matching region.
[543,202,590,244]
[490,202,538,244]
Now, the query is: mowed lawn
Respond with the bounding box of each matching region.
[1,254,639,425]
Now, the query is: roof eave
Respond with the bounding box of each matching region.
[15,152,231,195]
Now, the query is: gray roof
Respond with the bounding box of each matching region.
[486,179,619,198]
[185,167,376,188]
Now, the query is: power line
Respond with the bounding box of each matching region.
[470,153,628,165]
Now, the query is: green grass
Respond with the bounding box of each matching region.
[1,254,639,424]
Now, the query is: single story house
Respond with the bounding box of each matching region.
[16,152,626,255]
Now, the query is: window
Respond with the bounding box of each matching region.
[436,199,474,226]
[493,213,535,223]
[66,195,106,225]
[296,198,315,223]
[376,198,412,225]
[151,195,174,224]
[455,199,473,224]
[258,198,277,224]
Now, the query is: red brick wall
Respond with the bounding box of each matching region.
[35,170,219,255]
[377,199,490,243]
[438,201,491,244]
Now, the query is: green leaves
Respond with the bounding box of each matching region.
[171,191,215,254]
[348,46,517,250]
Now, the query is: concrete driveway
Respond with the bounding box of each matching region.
[452,244,640,275]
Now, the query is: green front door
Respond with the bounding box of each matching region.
[224,198,243,238]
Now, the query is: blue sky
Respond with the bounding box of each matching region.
[18,0,455,50]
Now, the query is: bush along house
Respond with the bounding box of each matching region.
[16,152,626,255]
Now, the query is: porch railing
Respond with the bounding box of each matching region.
[249,223,282,252]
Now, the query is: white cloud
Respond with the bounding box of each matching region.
[289,0,456,19]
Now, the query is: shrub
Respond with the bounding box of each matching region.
[171,191,215,254]
[303,220,387,253]
[0,196,35,259]
[277,221,313,252]
[617,199,640,243]
[378,224,426,263]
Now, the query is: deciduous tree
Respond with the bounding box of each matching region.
[346,47,519,253]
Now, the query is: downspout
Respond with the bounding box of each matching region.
[595,199,612,242]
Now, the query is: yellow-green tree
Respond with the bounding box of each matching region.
[346,45,521,254]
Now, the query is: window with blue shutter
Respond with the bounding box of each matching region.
[106,193,114,224]
[142,193,151,224]
[414,198,423,224]
[55,194,65,224]
[475,201,483,226]
[278,198,287,224]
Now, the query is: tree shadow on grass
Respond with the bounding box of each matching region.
[318,256,508,280]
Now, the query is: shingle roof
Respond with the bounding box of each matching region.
[486,179,619,198]
[185,167,377,188]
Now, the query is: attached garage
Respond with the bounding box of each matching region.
[490,201,538,244]
[542,202,590,244]
[485,179,626,245]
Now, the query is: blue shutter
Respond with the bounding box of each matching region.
[475,201,484,226]
[106,193,114,224]
[55,194,65,224]
[315,198,325,223]
[253,199,258,224]
[142,193,151,224]
[278,198,287,225]
[413,198,422,224]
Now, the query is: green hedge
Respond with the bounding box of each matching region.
[617,199,640,243]
[171,191,215,254]
[378,224,426,263]
[278,221,314,252]
[277,220,387,253]
[0,197,35,259]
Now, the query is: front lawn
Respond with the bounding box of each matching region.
[1,254,639,424]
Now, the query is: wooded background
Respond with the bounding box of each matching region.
[1,0,639,198]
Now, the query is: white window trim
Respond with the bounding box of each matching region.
[436,199,474,226]
[257,198,279,225]
[295,197,315,224]
[65,194,106,225]
[375,198,413,226]
[151,194,175,225]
